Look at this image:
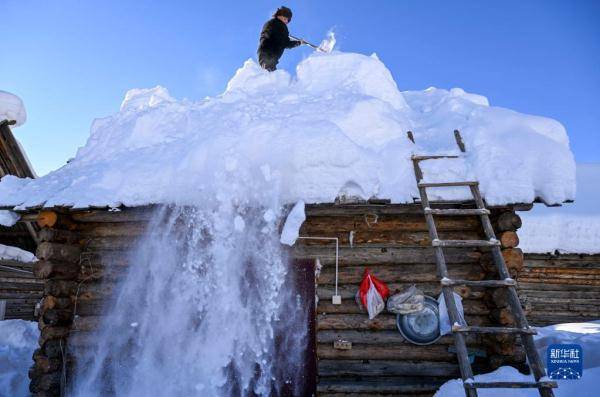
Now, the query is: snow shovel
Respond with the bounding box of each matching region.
[289,35,332,53]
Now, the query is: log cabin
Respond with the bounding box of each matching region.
[0,119,41,321]
[1,120,588,397]
[14,200,541,397]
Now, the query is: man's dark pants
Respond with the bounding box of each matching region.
[258,52,279,72]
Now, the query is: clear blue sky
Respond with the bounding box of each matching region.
[2,0,599,176]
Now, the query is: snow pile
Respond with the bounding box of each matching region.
[519,163,600,253]
[436,320,600,397]
[0,211,19,227]
[0,320,39,397]
[0,51,575,210]
[0,244,36,262]
[0,91,27,127]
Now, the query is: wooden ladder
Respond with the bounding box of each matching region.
[409,130,556,397]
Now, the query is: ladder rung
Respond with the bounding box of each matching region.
[452,325,537,335]
[412,155,460,161]
[418,181,479,188]
[464,381,557,389]
[432,239,500,247]
[424,208,490,216]
[441,278,516,287]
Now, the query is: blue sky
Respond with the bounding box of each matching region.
[2,0,599,176]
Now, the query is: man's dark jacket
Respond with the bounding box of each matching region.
[257,18,301,70]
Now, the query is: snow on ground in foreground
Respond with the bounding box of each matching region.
[436,320,600,397]
[0,244,37,262]
[0,91,26,127]
[0,320,38,397]
[0,51,575,210]
[435,365,599,397]
[519,163,600,253]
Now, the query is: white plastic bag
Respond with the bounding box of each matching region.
[438,292,466,336]
[387,284,425,314]
[366,280,385,320]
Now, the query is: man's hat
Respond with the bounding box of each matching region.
[274,6,293,21]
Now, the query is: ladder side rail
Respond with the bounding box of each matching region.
[470,186,554,397]
[415,174,477,397]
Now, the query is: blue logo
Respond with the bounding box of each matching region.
[547,344,583,380]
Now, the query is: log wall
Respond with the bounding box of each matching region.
[518,253,600,326]
[295,204,526,396]
[0,259,43,320]
[22,204,528,397]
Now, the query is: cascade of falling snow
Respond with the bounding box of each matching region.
[69,204,310,396]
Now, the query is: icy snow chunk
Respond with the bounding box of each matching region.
[319,31,337,53]
[0,244,37,262]
[120,86,175,111]
[234,215,245,231]
[0,90,27,126]
[0,210,19,227]
[280,200,305,246]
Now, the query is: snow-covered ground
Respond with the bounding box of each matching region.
[0,51,575,210]
[519,163,600,254]
[436,321,600,397]
[0,320,38,397]
[0,91,27,127]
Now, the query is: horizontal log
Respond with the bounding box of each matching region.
[41,295,72,311]
[317,299,489,316]
[44,280,78,297]
[36,242,81,263]
[33,261,80,280]
[519,268,600,278]
[80,236,142,251]
[517,282,600,292]
[518,288,600,299]
[317,343,457,361]
[294,245,481,266]
[42,308,73,326]
[318,359,461,377]
[317,283,483,300]
[481,248,524,273]
[317,313,489,331]
[70,207,156,223]
[317,330,481,345]
[38,228,82,244]
[76,222,149,238]
[495,212,522,232]
[72,315,102,332]
[317,377,448,394]
[498,231,519,248]
[301,214,481,235]
[39,326,71,346]
[518,277,600,286]
[318,263,484,285]
[37,211,76,230]
[0,285,43,300]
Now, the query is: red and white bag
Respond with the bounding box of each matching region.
[356,269,390,319]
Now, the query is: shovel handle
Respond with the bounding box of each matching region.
[289,35,322,51]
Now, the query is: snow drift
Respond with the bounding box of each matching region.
[0,51,575,210]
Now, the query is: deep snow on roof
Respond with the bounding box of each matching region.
[0,51,575,210]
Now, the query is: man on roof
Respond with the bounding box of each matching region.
[257,6,304,72]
